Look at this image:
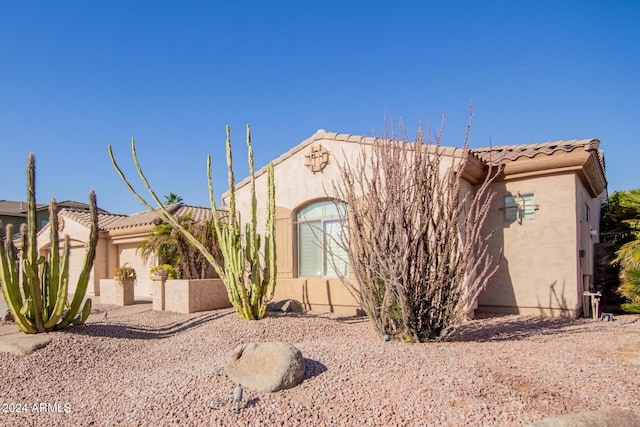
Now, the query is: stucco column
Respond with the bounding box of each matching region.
[151,271,168,311]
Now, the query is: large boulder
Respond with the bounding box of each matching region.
[0,335,51,356]
[225,341,306,392]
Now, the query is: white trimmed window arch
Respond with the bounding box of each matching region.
[296,199,349,278]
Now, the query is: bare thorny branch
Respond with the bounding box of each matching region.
[329,110,503,341]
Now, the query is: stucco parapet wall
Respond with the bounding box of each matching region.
[230,129,487,194]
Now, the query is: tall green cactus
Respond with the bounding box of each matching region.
[0,153,98,333]
[108,124,276,320]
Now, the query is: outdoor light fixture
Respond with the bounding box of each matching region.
[233,385,243,414]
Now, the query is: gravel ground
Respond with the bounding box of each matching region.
[0,307,638,427]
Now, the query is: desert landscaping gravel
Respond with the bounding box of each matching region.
[0,306,638,426]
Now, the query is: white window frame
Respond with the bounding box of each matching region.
[504,192,537,223]
[297,200,348,278]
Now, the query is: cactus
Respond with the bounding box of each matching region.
[0,153,98,333]
[108,124,276,320]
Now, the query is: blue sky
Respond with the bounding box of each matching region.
[1,1,638,214]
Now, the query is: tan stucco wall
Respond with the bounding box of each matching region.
[231,137,367,312]
[232,133,605,317]
[161,278,231,313]
[234,135,462,233]
[93,233,110,296]
[273,278,360,315]
[99,278,135,305]
[478,173,583,316]
[235,137,366,228]
[36,217,109,297]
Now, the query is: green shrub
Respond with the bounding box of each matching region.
[150,264,178,279]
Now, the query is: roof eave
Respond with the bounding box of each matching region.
[493,148,607,197]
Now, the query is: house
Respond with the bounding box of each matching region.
[36,204,214,299]
[0,199,99,234]
[228,130,607,317]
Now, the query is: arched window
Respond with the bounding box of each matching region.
[297,200,348,277]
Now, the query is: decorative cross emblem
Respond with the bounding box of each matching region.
[304,145,330,174]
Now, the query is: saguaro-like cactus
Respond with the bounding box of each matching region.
[0,154,98,333]
[108,124,276,320]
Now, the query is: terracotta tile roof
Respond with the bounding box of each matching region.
[107,204,218,230]
[60,209,127,231]
[471,139,601,166]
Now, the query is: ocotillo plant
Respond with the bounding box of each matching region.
[0,154,98,333]
[108,124,276,320]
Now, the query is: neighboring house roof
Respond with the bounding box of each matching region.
[0,200,47,216]
[471,139,602,166]
[107,204,219,230]
[0,199,108,217]
[55,200,110,213]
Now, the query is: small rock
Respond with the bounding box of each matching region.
[225,341,306,392]
[267,299,304,313]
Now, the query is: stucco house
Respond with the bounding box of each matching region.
[0,199,100,234]
[36,204,213,300]
[27,130,607,318]
[229,130,607,318]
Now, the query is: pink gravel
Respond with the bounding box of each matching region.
[0,307,638,426]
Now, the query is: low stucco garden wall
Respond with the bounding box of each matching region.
[99,279,135,306]
[273,278,360,315]
[155,278,232,314]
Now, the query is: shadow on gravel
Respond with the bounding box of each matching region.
[450,315,589,342]
[244,397,261,409]
[267,311,369,325]
[61,311,232,340]
[304,358,328,380]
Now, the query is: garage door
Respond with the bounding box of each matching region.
[117,243,154,298]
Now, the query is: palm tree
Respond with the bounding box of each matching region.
[605,189,640,313]
[138,214,223,280]
[164,192,183,205]
[137,222,179,267]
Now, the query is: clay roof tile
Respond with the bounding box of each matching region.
[471,139,600,166]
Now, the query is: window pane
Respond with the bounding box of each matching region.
[299,221,322,276]
[298,200,349,277]
[324,219,349,277]
[298,200,343,221]
[521,194,536,219]
[504,193,536,221]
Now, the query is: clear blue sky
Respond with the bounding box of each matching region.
[1,1,637,214]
